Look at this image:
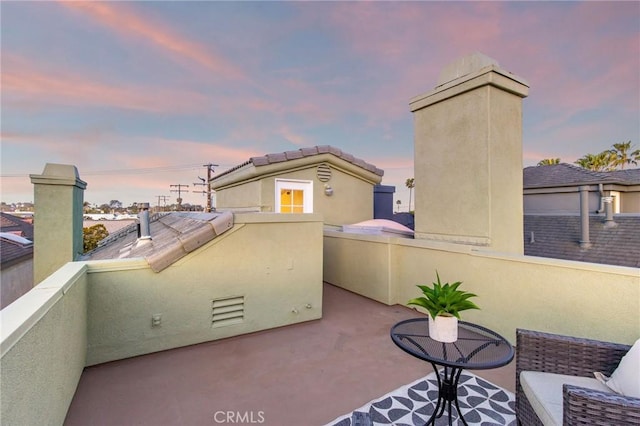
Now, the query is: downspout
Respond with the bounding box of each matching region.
[579,186,591,249]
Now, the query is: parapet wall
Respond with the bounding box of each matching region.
[324,230,639,345]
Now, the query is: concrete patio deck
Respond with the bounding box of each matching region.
[64,283,515,426]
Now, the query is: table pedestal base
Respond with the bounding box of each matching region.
[425,365,468,426]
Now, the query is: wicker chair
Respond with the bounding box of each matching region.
[516,328,640,425]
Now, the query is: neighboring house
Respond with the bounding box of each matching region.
[211,145,384,226]
[523,164,640,267]
[523,163,640,214]
[524,215,640,268]
[0,212,35,309]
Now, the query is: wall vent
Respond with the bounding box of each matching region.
[212,296,244,328]
[317,163,332,182]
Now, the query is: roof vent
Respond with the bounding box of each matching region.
[602,197,617,228]
[317,163,332,182]
[138,202,152,241]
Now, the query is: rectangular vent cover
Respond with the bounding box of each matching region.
[212,296,244,328]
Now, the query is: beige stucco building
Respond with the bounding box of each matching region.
[210,145,384,227]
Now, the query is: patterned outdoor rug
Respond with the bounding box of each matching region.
[325,371,516,426]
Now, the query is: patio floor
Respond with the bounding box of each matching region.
[64,283,515,426]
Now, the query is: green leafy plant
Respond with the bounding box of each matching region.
[407,271,480,319]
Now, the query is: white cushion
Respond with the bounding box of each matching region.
[596,338,640,398]
[520,371,611,426]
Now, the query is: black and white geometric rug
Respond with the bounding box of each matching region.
[326,371,516,426]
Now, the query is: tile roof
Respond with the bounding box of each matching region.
[523,164,640,189]
[213,145,384,181]
[524,214,640,268]
[85,211,234,272]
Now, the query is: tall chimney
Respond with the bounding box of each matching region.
[410,53,529,253]
[579,185,591,248]
[30,163,87,284]
[138,202,152,240]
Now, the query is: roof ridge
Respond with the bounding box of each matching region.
[214,145,383,181]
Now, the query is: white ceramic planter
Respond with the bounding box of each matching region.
[429,314,458,343]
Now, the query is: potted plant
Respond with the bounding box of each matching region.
[407,271,480,342]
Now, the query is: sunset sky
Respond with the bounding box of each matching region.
[2,1,639,209]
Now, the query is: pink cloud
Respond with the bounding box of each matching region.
[2,55,208,113]
[60,1,246,82]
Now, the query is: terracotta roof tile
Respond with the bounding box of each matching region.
[213,145,384,181]
[85,211,234,272]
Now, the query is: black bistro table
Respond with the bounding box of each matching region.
[390,318,514,426]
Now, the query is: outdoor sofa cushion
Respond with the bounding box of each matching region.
[596,338,640,398]
[519,371,611,426]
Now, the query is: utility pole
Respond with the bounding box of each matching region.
[156,195,169,212]
[192,163,218,212]
[170,184,189,210]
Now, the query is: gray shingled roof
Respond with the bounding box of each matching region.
[524,214,640,267]
[213,145,384,181]
[523,163,639,189]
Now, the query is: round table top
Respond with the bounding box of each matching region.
[390,318,514,369]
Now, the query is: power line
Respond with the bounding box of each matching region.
[192,163,218,212]
[1,164,207,178]
[170,184,189,207]
[156,195,170,211]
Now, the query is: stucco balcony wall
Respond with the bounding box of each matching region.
[84,213,324,366]
[0,213,324,426]
[324,231,640,345]
[1,262,88,426]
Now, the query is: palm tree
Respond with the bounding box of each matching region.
[405,178,415,212]
[537,158,561,166]
[574,151,616,172]
[610,141,639,169]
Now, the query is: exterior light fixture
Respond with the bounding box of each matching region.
[324,184,333,196]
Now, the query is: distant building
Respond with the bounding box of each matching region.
[524,163,640,214]
[0,212,34,308]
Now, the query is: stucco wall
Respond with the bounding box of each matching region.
[259,166,374,226]
[0,258,34,309]
[85,213,324,365]
[214,180,262,211]
[621,191,640,213]
[0,262,87,426]
[216,164,375,226]
[323,231,640,345]
[524,190,601,214]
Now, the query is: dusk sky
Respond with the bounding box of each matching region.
[2,1,639,210]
